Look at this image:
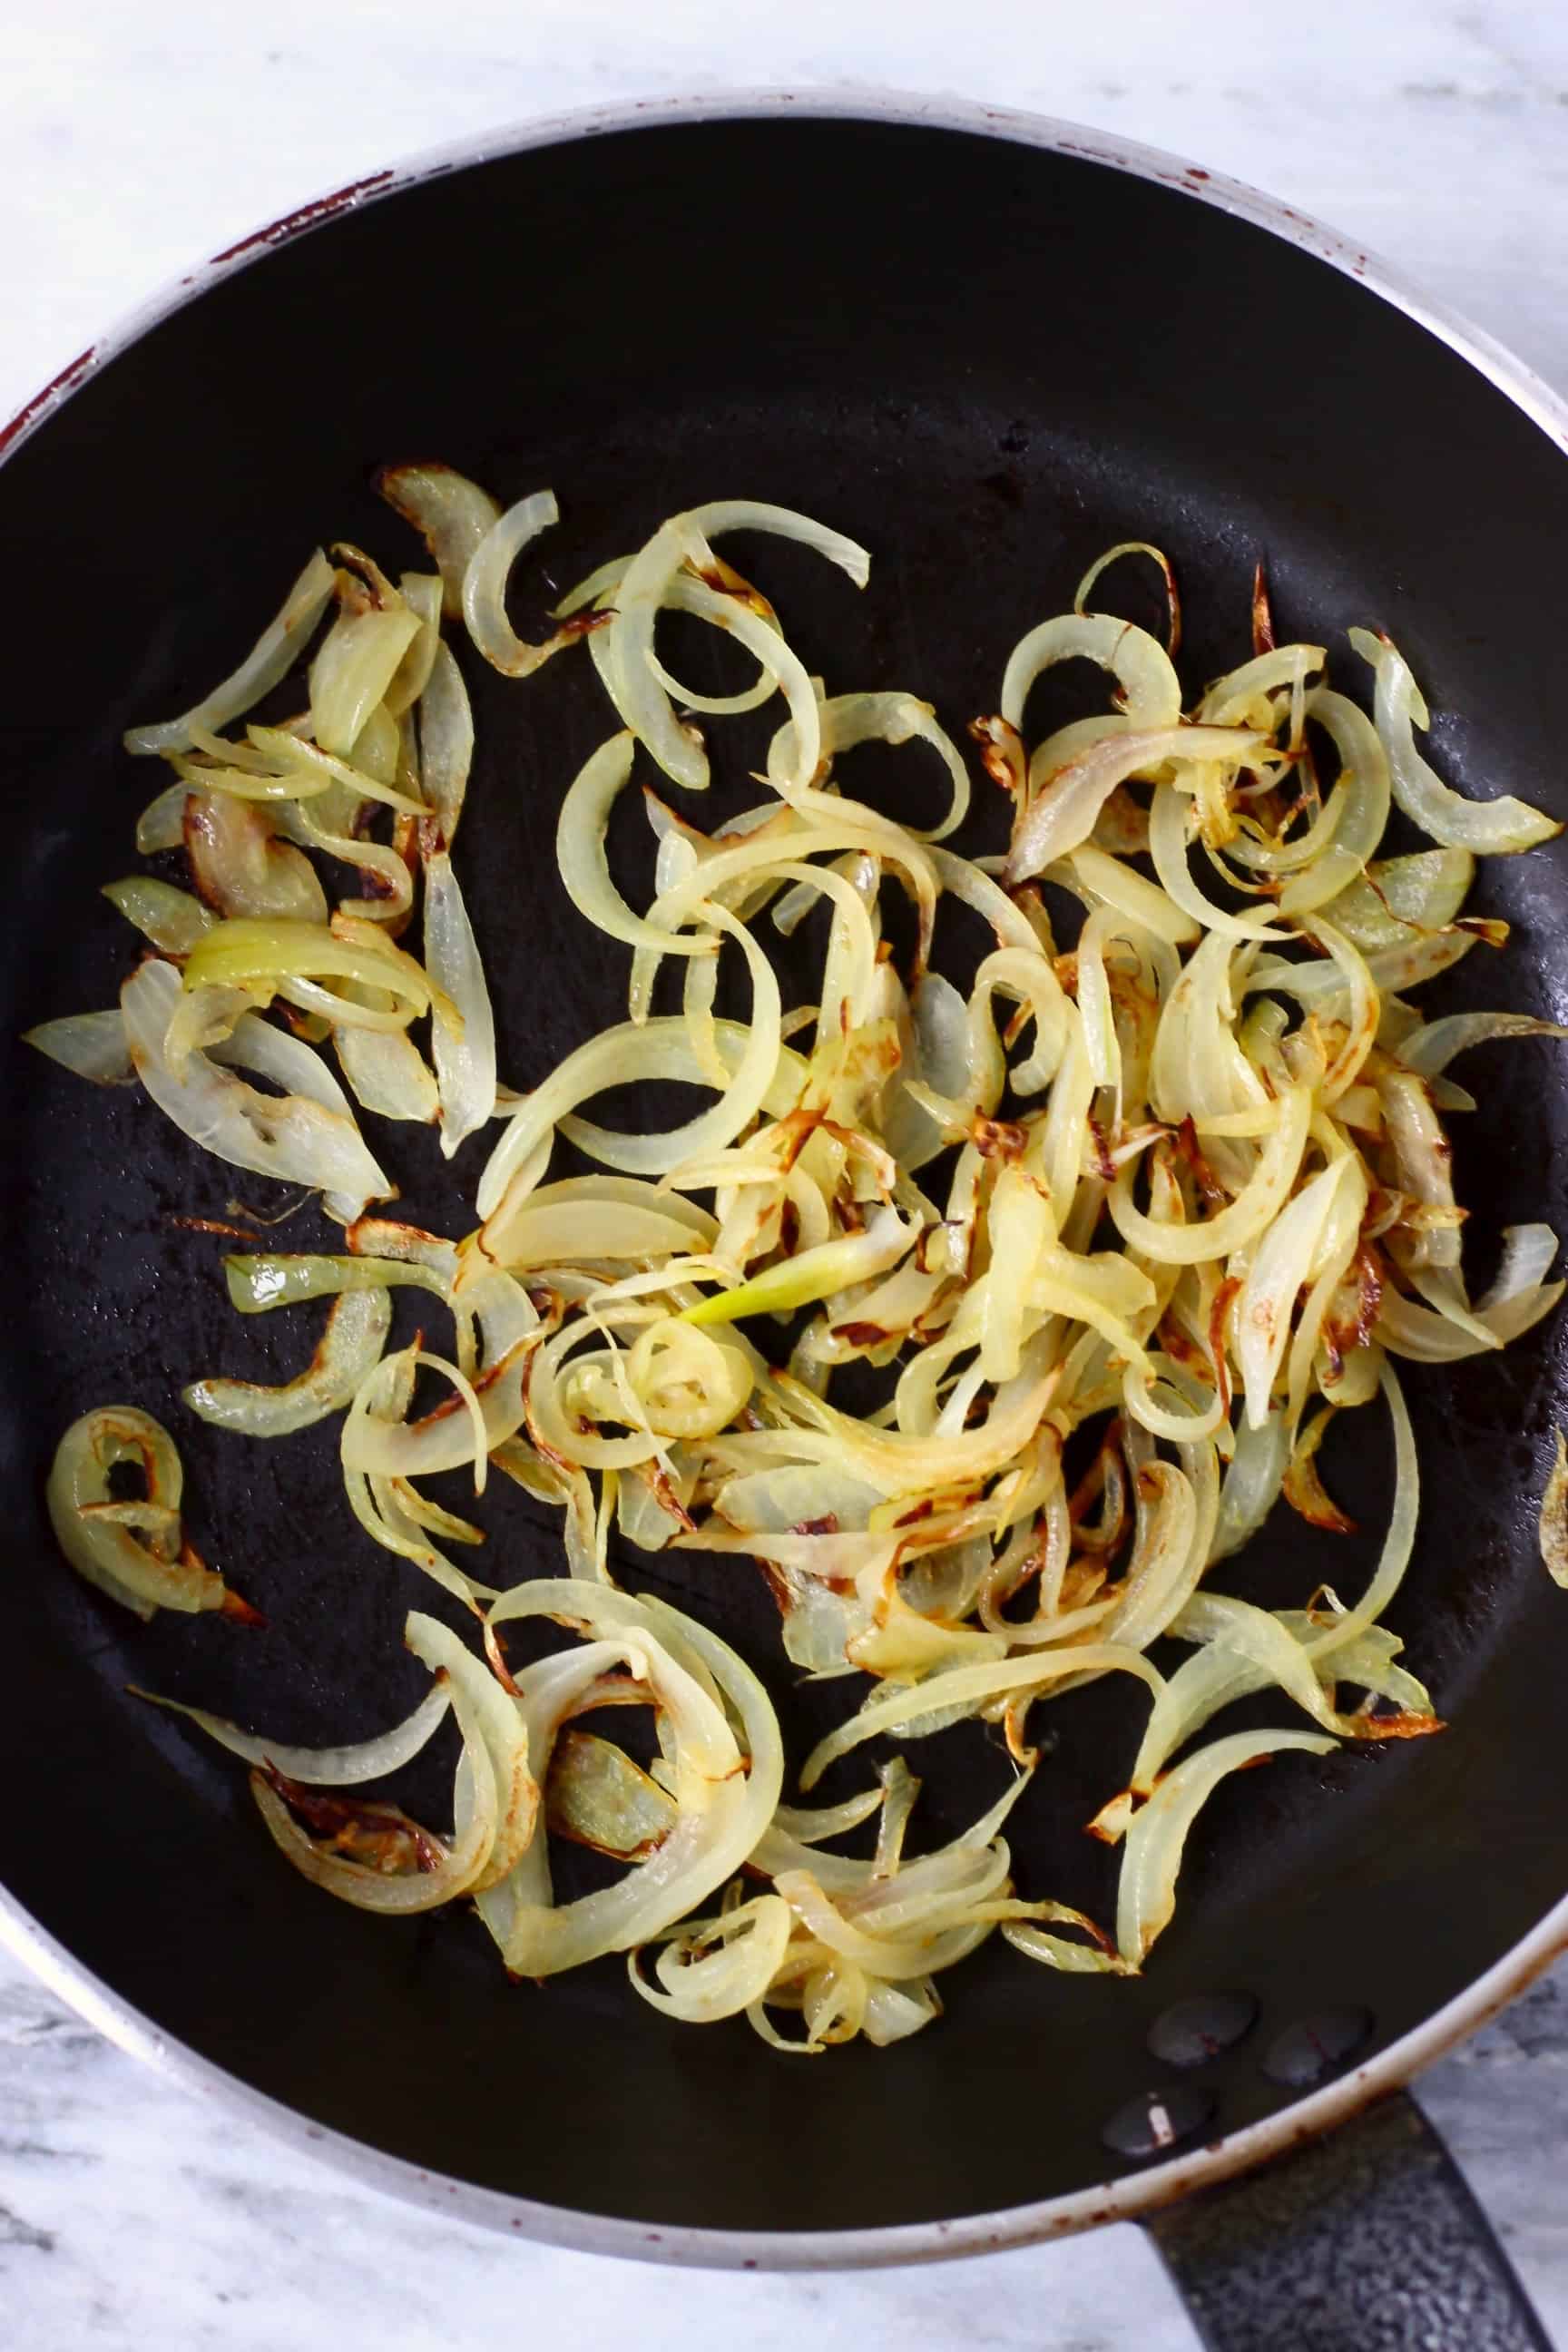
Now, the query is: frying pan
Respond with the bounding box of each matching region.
[3,90,1567,2351]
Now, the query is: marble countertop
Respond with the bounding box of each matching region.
[5,3,1568,2345]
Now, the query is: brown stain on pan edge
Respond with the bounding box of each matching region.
[0,347,98,462]
[0,170,396,466]
[208,171,397,265]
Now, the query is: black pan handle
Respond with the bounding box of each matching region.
[1144,2089,1553,2351]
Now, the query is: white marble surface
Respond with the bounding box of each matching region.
[6,2,1568,2346]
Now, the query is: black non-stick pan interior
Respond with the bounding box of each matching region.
[4,113,1568,2238]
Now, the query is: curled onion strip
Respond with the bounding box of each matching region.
[1115,1728,1336,1963]
[185,1288,393,1436]
[556,733,720,956]
[800,1645,1164,1790]
[478,904,782,1213]
[123,961,392,1223]
[462,490,593,678]
[24,1009,133,1085]
[1108,1086,1311,1265]
[376,463,502,618]
[138,1679,453,1784]
[607,503,868,791]
[1276,690,1392,916]
[1001,611,1181,738]
[1006,727,1263,884]
[124,550,336,757]
[47,1407,244,1621]
[480,1582,784,1976]
[425,839,497,1156]
[1351,628,1560,855]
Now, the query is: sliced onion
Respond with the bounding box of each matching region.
[782,692,972,843]
[416,641,475,842]
[1247,926,1484,1011]
[1351,627,1561,854]
[1108,1085,1311,1264]
[163,979,264,1073]
[478,906,782,1213]
[463,490,589,677]
[1282,1406,1357,1534]
[1481,1223,1561,1313]
[47,1406,249,1621]
[184,1288,393,1436]
[1237,1156,1350,1427]
[1174,1595,1375,1740]
[681,1207,916,1330]
[381,573,443,717]
[424,838,496,1156]
[1148,783,1281,941]
[478,1581,784,1975]
[242,727,428,819]
[342,1372,498,1614]
[631,1895,793,2023]
[185,792,328,924]
[1539,1431,1568,1589]
[636,819,936,1020]
[24,1008,134,1085]
[1397,1011,1568,1079]
[1116,1727,1337,1963]
[64,481,1568,2051]
[136,781,190,854]
[222,1250,445,1314]
[1001,611,1181,737]
[251,1611,529,1912]
[405,1611,536,1888]
[124,550,336,757]
[103,877,216,956]
[137,1678,452,1783]
[184,914,449,1034]
[376,463,502,618]
[556,733,720,955]
[123,961,392,1222]
[271,795,415,927]
[1074,542,1181,651]
[309,598,420,759]
[1210,1409,1290,1560]
[485,1200,710,1279]
[1006,727,1263,884]
[627,1318,755,1436]
[927,847,1045,954]
[1325,847,1475,951]
[342,1332,531,1482]
[648,572,782,716]
[1298,1365,1418,1662]
[334,1007,440,1124]
[1271,689,1392,916]
[1379,1069,1460,1273]
[1378,1253,1563,1361]
[550,1729,677,1860]
[1070,844,1200,947]
[607,503,868,792]
[799,1645,1164,1790]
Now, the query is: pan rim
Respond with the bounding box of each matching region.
[5,79,1567,2269]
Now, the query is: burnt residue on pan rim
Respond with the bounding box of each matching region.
[5,86,1568,475]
